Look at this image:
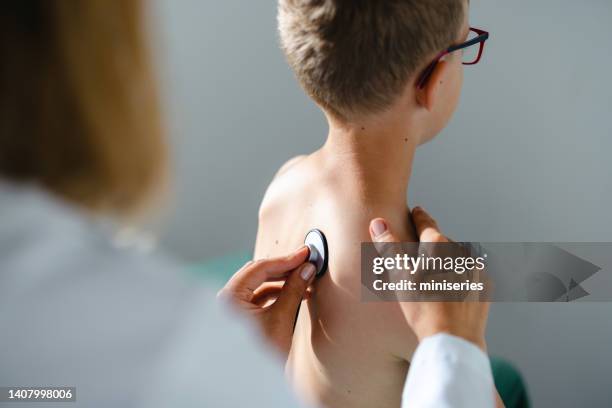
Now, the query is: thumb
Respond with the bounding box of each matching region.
[369,218,399,243]
[369,218,407,291]
[369,218,401,261]
[273,263,316,317]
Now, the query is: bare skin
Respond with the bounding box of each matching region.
[255,149,418,408]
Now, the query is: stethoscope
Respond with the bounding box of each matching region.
[293,229,329,331]
[304,229,328,278]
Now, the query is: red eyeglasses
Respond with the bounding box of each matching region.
[417,27,490,89]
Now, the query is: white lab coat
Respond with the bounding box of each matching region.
[0,181,494,408]
[403,334,496,408]
[0,181,302,408]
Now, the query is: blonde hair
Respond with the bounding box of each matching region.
[0,0,166,214]
[278,0,464,120]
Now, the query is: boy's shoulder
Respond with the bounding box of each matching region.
[273,154,307,180]
[258,154,310,223]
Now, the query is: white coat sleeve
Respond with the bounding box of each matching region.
[401,333,496,408]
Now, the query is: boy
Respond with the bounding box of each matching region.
[255,0,489,406]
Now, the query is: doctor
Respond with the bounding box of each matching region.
[0,1,494,407]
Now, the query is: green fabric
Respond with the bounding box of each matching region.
[193,252,530,407]
[490,357,530,408]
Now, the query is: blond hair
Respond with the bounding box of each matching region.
[278,0,464,120]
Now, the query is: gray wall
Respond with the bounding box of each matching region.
[154,0,612,406]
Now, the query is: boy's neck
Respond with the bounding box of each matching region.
[319,111,421,209]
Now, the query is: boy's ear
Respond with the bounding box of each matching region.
[416,60,449,112]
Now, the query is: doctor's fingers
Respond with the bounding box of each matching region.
[252,282,313,307]
[369,208,451,247]
[221,246,310,297]
[272,263,316,316]
[412,206,448,243]
[369,218,419,285]
[369,218,402,261]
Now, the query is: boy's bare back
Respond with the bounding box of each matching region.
[255,153,418,408]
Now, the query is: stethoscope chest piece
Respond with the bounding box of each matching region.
[304,229,328,278]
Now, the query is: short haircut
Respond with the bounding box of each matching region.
[0,0,165,214]
[278,0,465,120]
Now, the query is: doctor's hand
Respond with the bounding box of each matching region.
[218,246,315,358]
[369,206,490,351]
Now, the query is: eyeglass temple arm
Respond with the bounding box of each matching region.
[448,29,489,53]
[417,28,489,88]
[417,50,448,88]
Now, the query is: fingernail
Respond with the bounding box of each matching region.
[371,219,387,238]
[413,206,422,212]
[300,263,316,281]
